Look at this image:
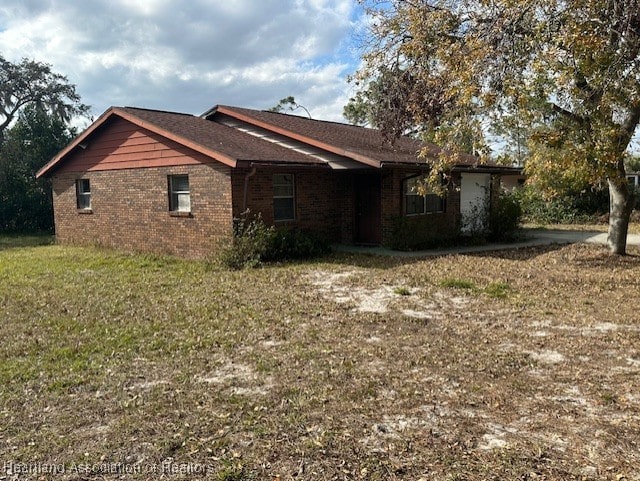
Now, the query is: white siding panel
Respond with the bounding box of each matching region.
[460,173,491,233]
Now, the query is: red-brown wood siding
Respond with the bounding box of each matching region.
[57,117,218,174]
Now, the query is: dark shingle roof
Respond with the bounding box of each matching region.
[38,104,521,179]
[118,107,324,165]
[208,105,461,166]
[208,106,430,163]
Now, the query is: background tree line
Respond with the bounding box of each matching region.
[0,56,86,232]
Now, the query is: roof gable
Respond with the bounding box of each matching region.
[37,107,327,178]
[50,116,226,174]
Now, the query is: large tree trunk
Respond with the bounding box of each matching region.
[607,176,634,255]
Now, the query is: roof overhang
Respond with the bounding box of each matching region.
[451,164,524,175]
[379,161,523,175]
[380,161,431,169]
[236,160,330,169]
[205,105,384,169]
[36,107,239,178]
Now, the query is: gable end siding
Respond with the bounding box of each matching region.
[52,163,233,258]
[56,117,219,174]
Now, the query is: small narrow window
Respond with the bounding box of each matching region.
[403,176,444,215]
[273,173,295,221]
[168,175,190,212]
[404,177,424,215]
[76,179,91,210]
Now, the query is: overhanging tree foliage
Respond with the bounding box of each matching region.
[353,0,640,254]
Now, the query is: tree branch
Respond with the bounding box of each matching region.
[551,103,588,126]
[617,102,640,153]
[0,116,13,133]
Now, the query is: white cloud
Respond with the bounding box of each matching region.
[0,0,360,122]
[112,0,171,17]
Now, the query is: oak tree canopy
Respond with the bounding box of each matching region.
[351,0,640,254]
[0,56,88,141]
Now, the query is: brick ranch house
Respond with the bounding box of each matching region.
[36,105,521,258]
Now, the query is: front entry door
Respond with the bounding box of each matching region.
[355,175,382,244]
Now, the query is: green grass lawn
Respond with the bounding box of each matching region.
[1,237,639,480]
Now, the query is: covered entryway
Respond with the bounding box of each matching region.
[460,173,491,233]
[354,175,382,244]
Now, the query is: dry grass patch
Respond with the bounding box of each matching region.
[0,239,639,480]
[522,221,640,234]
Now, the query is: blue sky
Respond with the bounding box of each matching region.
[0,0,367,126]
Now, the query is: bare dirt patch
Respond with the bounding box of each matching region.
[309,268,471,318]
[196,360,273,396]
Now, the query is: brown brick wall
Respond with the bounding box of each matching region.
[231,166,463,247]
[52,163,233,258]
[231,167,352,243]
[51,163,470,258]
[381,168,461,247]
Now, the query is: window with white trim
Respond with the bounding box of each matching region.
[403,176,444,215]
[168,175,191,212]
[76,179,91,210]
[273,173,295,221]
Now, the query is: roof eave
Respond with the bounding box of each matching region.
[36,107,239,178]
[378,161,524,175]
[36,107,117,178]
[213,106,383,169]
[380,161,431,168]
[240,160,332,169]
[451,164,524,174]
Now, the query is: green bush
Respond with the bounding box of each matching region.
[218,213,276,269]
[489,190,522,241]
[218,212,330,269]
[263,228,330,262]
[515,185,608,224]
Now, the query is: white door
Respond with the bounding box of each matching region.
[460,173,491,233]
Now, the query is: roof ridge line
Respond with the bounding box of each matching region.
[213,105,383,168]
[121,106,194,117]
[223,104,381,131]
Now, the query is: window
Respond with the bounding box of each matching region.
[168,175,190,212]
[403,176,444,215]
[76,179,91,210]
[273,173,295,221]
